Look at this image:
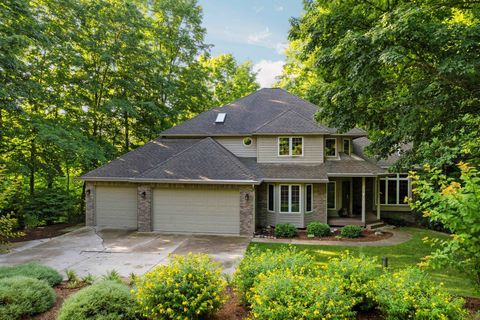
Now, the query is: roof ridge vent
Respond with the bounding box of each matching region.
[215,112,226,123]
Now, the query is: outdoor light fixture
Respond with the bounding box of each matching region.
[86,189,91,196]
[141,191,146,199]
[245,193,249,201]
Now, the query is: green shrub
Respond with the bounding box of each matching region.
[102,269,123,283]
[0,276,56,320]
[274,223,297,238]
[0,214,24,250]
[341,225,363,238]
[134,253,226,320]
[58,281,137,320]
[0,263,62,286]
[324,253,382,310]
[250,269,357,319]
[369,268,468,319]
[306,222,331,237]
[233,246,316,302]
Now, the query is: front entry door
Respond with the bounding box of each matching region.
[342,180,351,216]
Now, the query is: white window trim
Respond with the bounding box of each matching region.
[279,184,302,214]
[325,138,337,158]
[327,181,336,210]
[277,136,304,157]
[267,184,275,212]
[379,174,410,206]
[343,138,351,155]
[243,137,253,147]
[305,184,313,213]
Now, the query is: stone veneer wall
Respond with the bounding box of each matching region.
[255,183,268,228]
[137,185,152,232]
[304,183,327,225]
[85,182,95,226]
[239,186,255,236]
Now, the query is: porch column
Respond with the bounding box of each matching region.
[376,177,381,220]
[361,177,366,224]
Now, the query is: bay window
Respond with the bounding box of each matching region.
[379,174,410,205]
[267,184,275,212]
[305,184,313,212]
[279,185,301,213]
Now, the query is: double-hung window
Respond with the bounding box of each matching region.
[379,174,409,205]
[278,137,303,156]
[325,138,337,157]
[343,139,351,155]
[279,185,301,213]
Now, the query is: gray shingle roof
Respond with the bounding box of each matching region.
[239,158,329,182]
[325,157,386,176]
[137,138,257,182]
[353,137,412,169]
[161,88,366,137]
[81,138,201,179]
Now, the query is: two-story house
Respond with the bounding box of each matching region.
[81,88,411,236]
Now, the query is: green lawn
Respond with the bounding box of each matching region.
[249,227,478,298]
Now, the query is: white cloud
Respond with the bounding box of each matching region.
[253,60,285,88]
[275,42,288,55]
[247,27,271,44]
[275,5,284,11]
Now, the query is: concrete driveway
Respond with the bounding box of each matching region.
[0,227,250,278]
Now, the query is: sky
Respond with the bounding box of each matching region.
[197,0,304,88]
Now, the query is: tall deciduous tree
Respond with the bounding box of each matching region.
[282,0,480,168]
[201,54,259,107]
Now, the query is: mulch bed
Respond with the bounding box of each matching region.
[210,287,249,320]
[28,283,82,320]
[295,229,393,242]
[12,223,76,242]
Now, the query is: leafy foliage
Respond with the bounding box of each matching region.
[250,269,357,320]
[134,253,226,320]
[0,263,62,287]
[0,276,56,320]
[370,268,467,320]
[306,222,331,237]
[233,246,316,302]
[280,0,480,169]
[58,281,137,320]
[341,225,363,238]
[274,223,297,238]
[410,163,480,288]
[0,214,24,249]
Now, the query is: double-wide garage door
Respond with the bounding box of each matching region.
[153,188,240,235]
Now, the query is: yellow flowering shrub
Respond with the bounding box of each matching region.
[233,246,316,302]
[323,253,382,310]
[249,269,358,320]
[369,268,468,320]
[133,253,226,320]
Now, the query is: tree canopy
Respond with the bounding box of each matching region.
[280,0,480,168]
[0,0,259,225]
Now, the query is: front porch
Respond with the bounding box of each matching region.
[328,212,381,227]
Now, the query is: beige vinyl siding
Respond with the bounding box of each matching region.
[95,186,137,229]
[257,136,324,163]
[152,188,240,234]
[215,137,257,157]
[276,213,303,227]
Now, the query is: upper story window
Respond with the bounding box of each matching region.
[343,139,351,155]
[379,174,410,205]
[278,137,303,156]
[325,138,337,157]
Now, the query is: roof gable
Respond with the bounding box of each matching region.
[254,109,333,134]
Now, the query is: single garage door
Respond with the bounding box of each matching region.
[153,188,240,234]
[96,186,137,229]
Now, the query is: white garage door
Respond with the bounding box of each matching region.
[96,187,137,229]
[153,188,240,234]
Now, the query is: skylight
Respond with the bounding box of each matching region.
[215,113,226,123]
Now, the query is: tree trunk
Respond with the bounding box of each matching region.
[124,110,129,152]
[29,138,36,195]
